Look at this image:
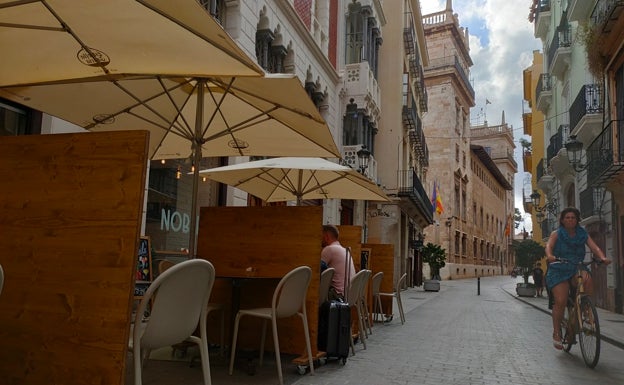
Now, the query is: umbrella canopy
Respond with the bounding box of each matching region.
[0,73,340,160]
[199,157,390,205]
[0,0,263,86]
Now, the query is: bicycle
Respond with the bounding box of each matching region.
[554,258,602,368]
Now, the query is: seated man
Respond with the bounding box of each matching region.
[321,225,356,301]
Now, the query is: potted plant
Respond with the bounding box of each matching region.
[511,239,545,297]
[422,242,446,291]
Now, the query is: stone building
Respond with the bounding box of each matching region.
[421,1,515,279]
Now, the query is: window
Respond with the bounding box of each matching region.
[199,0,226,25]
[0,99,40,136]
[345,2,381,77]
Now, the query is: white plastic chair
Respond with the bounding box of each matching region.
[158,259,226,357]
[378,273,407,324]
[228,266,314,385]
[130,259,216,385]
[371,271,384,323]
[319,267,335,303]
[346,269,372,353]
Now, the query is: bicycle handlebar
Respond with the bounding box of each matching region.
[552,257,603,266]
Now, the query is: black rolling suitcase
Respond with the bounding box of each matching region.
[317,247,352,364]
[318,299,350,363]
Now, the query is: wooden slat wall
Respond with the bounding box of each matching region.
[0,131,149,385]
[197,206,322,355]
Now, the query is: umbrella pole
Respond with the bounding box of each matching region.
[189,79,205,258]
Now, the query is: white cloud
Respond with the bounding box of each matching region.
[419,0,541,229]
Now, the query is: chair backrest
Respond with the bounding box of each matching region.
[0,264,4,296]
[371,271,383,296]
[273,266,312,318]
[319,267,335,303]
[134,259,215,349]
[347,269,370,303]
[396,273,407,292]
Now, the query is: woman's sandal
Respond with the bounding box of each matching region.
[553,333,563,350]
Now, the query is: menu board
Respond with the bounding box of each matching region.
[134,236,152,297]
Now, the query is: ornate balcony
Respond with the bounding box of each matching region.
[523,112,532,136]
[592,0,624,33]
[402,95,429,166]
[570,84,603,144]
[587,120,624,186]
[536,74,552,112]
[345,61,381,121]
[397,169,433,227]
[408,54,428,112]
[536,158,555,192]
[548,26,572,78]
[403,12,415,56]
[579,186,606,226]
[547,124,571,177]
[533,0,551,40]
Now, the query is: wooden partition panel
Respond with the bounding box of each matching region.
[0,131,149,385]
[336,225,362,269]
[364,243,395,316]
[197,206,322,355]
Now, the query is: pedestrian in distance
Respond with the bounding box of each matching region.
[545,207,611,350]
[532,262,544,297]
[321,224,356,301]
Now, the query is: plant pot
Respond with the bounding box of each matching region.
[516,283,536,297]
[424,280,440,292]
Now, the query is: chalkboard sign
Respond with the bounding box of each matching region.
[134,236,152,297]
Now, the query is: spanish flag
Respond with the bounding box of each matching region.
[431,181,444,215]
[504,215,511,237]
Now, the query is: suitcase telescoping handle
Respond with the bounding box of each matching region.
[345,246,352,302]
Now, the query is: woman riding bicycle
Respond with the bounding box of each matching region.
[545,207,611,350]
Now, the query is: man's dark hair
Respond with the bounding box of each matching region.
[322,224,339,240]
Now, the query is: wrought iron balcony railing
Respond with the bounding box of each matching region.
[546,124,569,163]
[587,120,624,185]
[398,169,433,223]
[570,84,603,131]
[536,73,552,101]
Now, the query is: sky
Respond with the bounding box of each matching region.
[420,0,541,232]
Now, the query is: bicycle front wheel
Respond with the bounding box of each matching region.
[578,295,600,368]
[562,305,574,352]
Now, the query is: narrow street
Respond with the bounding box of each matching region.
[292,276,624,385]
[135,276,624,385]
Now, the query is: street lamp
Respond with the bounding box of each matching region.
[565,135,588,172]
[530,190,558,223]
[357,145,371,175]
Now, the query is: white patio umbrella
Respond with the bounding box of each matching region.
[0,0,263,86]
[198,157,390,205]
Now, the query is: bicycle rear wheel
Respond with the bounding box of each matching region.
[561,306,574,352]
[578,295,600,368]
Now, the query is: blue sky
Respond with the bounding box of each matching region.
[420,0,541,231]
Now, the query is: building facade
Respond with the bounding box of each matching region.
[370,0,432,287]
[529,0,622,312]
[420,2,515,279]
[522,50,547,241]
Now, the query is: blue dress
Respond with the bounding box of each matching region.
[545,225,588,289]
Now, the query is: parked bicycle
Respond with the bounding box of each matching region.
[554,257,603,368]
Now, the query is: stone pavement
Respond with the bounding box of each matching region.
[128,276,624,385]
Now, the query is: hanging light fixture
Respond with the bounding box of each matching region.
[564,135,588,172]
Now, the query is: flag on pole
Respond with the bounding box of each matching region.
[504,215,511,237]
[431,181,444,215]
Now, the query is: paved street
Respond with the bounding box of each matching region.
[131,276,624,385]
